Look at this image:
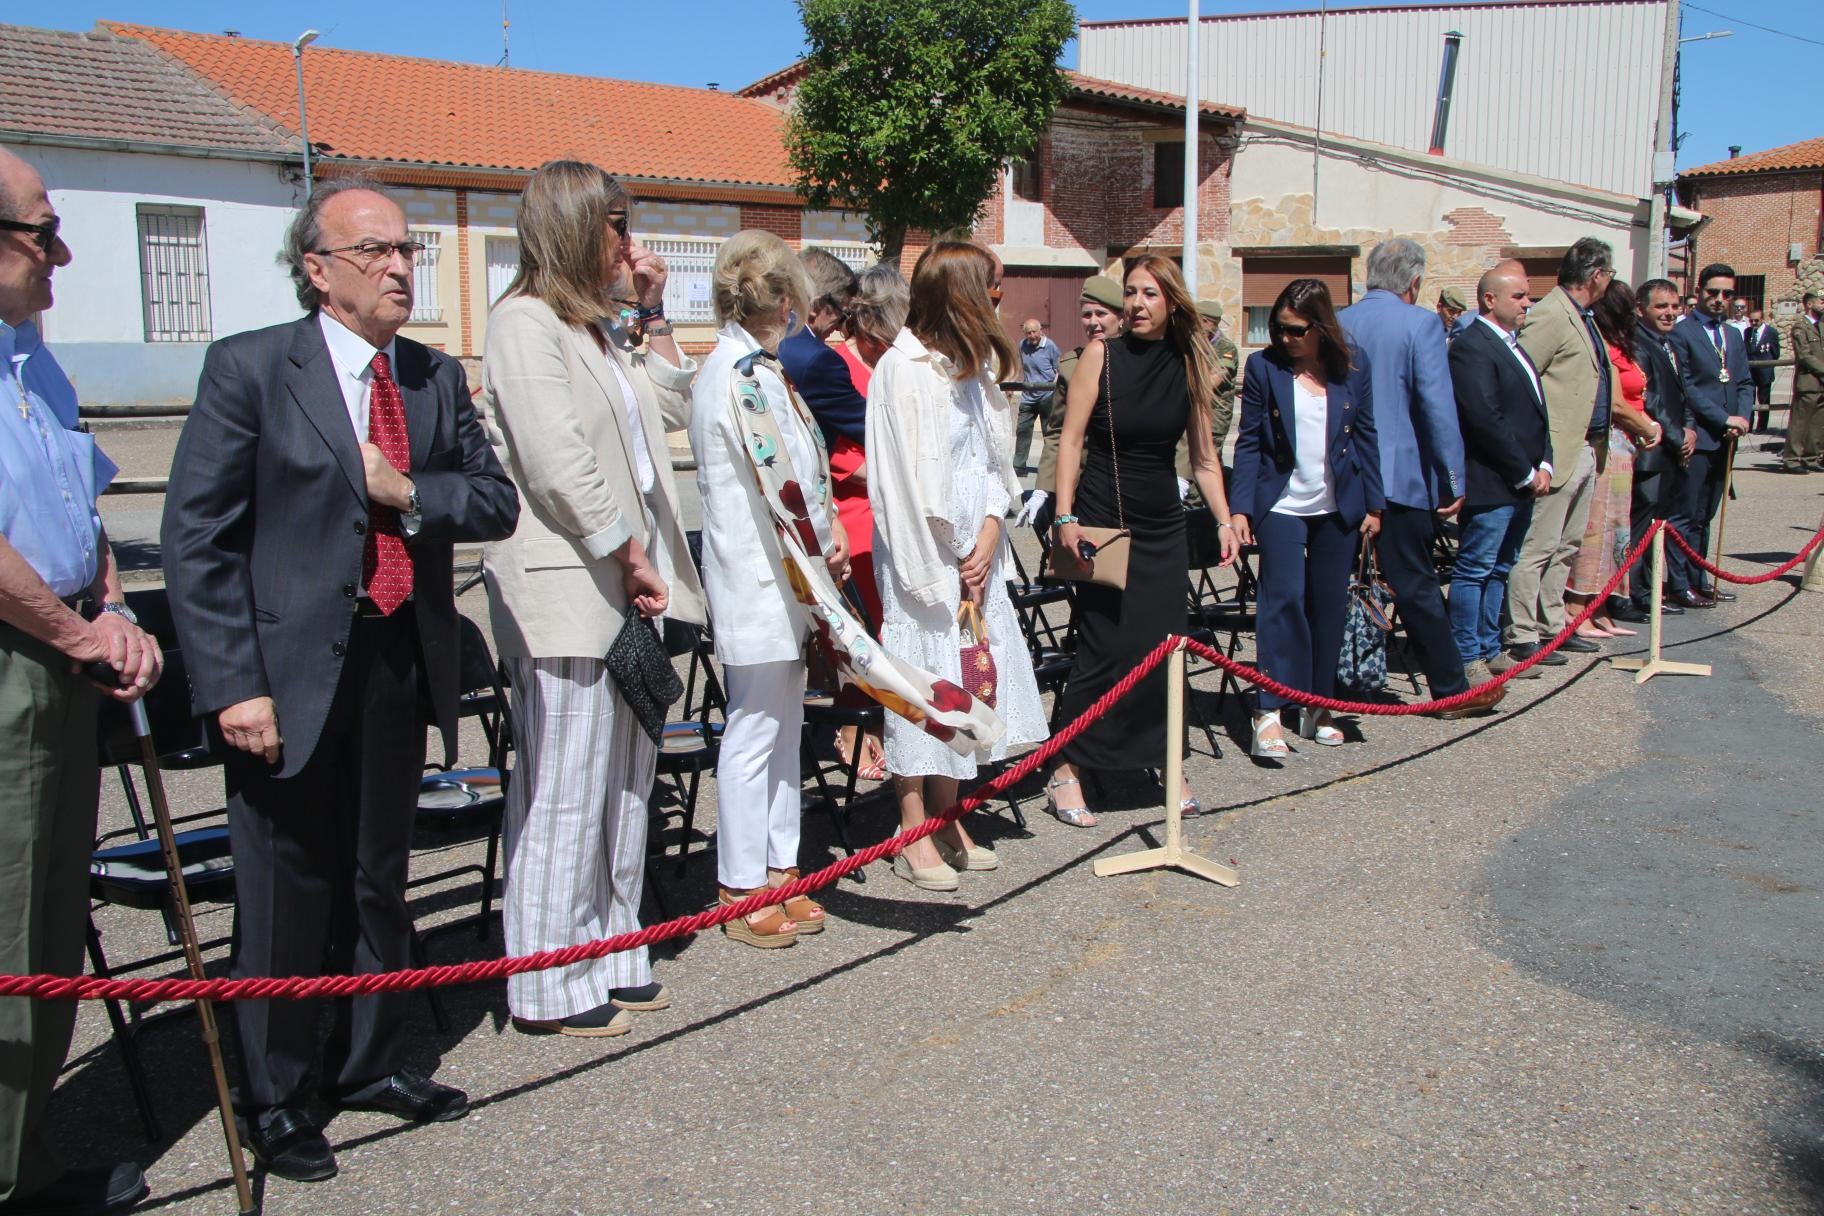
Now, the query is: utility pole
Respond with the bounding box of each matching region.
[1183,0,1199,296]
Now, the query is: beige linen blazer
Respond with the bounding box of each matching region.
[1518,286,1607,487]
[478,295,707,660]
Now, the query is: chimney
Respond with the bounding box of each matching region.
[707,82,720,91]
[1427,30,1465,156]
[1728,145,1741,158]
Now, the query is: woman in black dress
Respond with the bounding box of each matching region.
[1047,255,1238,826]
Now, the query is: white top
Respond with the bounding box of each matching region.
[1272,378,1336,516]
[317,310,397,441]
[598,322,656,494]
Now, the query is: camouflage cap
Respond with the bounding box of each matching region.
[1080,275,1123,312]
[1437,286,1468,311]
[1195,298,1224,322]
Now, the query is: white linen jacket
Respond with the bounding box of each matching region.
[689,323,835,667]
[865,328,1022,610]
[478,294,707,660]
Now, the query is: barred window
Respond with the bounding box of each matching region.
[485,235,520,305]
[644,237,721,324]
[136,205,211,342]
[408,229,442,322]
[809,242,875,273]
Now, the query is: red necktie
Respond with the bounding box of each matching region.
[363,351,414,614]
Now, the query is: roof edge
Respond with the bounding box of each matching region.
[0,128,301,164]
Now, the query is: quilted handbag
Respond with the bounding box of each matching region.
[1336,537,1394,695]
[957,600,998,709]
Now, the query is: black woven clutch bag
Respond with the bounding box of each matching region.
[604,614,684,744]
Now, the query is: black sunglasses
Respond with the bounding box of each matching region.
[1277,321,1313,339]
[1702,286,1735,299]
[0,216,60,254]
[608,210,629,239]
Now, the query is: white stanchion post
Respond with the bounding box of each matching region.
[1803,511,1824,593]
[1612,526,1712,683]
[1093,643,1238,886]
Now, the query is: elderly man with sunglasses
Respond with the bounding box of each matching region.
[0,146,163,1216]
[1664,263,1753,608]
[162,178,518,1183]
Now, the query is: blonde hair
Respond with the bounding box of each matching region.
[847,263,909,348]
[712,229,811,341]
[505,160,627,327]
[906,239,1018,381]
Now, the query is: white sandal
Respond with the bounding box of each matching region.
[1250,712,1291,759]
[1299,708,1345,747]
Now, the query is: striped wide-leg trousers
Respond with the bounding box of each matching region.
[500,656,655,1021]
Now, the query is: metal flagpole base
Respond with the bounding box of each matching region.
[1091,646,1239,887]
[1611,527,1711,683]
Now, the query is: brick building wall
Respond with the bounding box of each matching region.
[739,203,804,246]
[1682,170,1824,343]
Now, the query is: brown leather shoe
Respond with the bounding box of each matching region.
[1430,682,1507,720]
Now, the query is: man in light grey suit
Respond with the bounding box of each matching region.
[1340,239,1500,715]
[162,179,517,1183]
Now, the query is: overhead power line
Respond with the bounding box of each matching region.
[1683,3,1824,50]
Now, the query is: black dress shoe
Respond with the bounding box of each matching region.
[1708,587,1737,602]
[246,1107,337,1182]
[1560,634,1602,653]
[1610,600,1651,623]
[1,1162,149,1215]
[1670,589,1715,609]
[1506,641,1567,666]
[332,1069,469,1123]
[1658,599,1685,615]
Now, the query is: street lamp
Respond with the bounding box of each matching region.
[291,29,320,197]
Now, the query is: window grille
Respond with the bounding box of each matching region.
[485,236,520,306]
[644,237,722,324]
[408,229,442,322]
[809,242,875,273]
[136,205,211,342]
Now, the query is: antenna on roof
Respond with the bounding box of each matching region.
[500,0,510,67]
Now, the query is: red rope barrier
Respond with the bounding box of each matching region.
[1662,521,1824,585]
[9,636,1186,1004]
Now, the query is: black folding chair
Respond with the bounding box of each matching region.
[651,618,726,890]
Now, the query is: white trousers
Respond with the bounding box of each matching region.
[716,660,807,890]
[500,656,655,1020]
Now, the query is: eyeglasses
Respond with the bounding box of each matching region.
[988,285,1004,303]
[607,210,629,239]
[0,216,60,254]
[1277,321,1313,339]
[314,239,428,265]
[1702,286,1735,299]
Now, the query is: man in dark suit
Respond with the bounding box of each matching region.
[162,179,518,1182]
[1666,262,1753,608]
[1745,310,1780,431]
[1614,278,1691,621]
[1448,261,1554,681]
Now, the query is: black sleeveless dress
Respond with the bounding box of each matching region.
[1057,333,1191,771]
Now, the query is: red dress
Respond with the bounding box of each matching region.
[827,340,882,631]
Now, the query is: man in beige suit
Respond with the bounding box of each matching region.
[1506,237,1614,664]
[1785,292,1824,471]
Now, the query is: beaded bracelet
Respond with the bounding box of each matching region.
[1050,514,1080,528]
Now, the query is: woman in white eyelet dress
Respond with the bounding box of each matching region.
[867,239,1045,889]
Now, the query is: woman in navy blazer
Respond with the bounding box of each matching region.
[1231,279,1384,757]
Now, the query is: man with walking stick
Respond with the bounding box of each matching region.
[1667,263,1754,607]
[0,145,160,1214]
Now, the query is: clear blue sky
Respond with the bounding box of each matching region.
[28,1,1821,172]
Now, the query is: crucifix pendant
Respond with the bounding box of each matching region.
[15,400,27,421]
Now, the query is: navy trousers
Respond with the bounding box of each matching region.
[1254,510,1357,713]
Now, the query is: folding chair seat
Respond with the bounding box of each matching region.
[1005,539,1074,655]
[1186,544,1260,713]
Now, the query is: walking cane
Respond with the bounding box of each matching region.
[1711,434,1738,570]
[106,684,255,1214]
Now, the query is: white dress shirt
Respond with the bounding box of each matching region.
[598,322,656,495]
[317,311,419,540]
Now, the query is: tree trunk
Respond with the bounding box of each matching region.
[877,224,908,272]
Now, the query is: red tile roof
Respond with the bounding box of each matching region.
[105,22,794,188]
[1683,137,1824,179]
[0,23,297,155]
[1066,72,1246,121]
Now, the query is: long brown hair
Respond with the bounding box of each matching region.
[505,159,627,327]
[1125,254,1220,433]
[906,239,1018,380]
[1592,277,1637,351]
[1270,278,1353,382]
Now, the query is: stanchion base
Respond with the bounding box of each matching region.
[1093,844,1239,886]
[1611,656,1712,683]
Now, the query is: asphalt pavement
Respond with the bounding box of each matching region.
[46,445,1824,1215]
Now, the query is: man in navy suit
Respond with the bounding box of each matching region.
[1340,239,1500,714]
[1447,261,1553,682]
[1666,262,1753,608]
[1615,278,1691,621]
[1744,309,1780,432]
[162,180,518,1182]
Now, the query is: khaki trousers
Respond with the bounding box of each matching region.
[1504,442,1598,647]
[1783,390,1824,464]
[0,627,99,1201]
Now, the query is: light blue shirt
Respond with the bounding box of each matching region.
[0,318,116,598]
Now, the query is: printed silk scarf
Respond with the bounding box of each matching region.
[730,351,1004,757]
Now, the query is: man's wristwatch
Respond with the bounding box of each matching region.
[100,601,139,626]
[644,322,674,337]
[406,485,422,519]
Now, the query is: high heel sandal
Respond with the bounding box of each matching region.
[718,886,798,948]
[1044,775,1097,828]
[765,867,825,934]
[1251,712,1291,759]
[1298,708,1345,747]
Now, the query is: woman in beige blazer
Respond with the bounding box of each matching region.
[478,160,706,1038]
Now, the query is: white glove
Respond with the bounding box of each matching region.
[1014,490,1049,527]
[1177,477,1192,502]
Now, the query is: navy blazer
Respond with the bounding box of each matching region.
[1667,313,1754,452]
[1231,344,1385,529]
[777,328,867,447]
[1632,319,1690,477]
[1449,317,1552,508]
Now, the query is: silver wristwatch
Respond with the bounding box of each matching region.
[101,601,139,626]
[406,485,423,519]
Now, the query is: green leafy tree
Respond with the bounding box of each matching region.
[787,0,1078,265]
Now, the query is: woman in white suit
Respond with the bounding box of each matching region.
[690,230,849,948]
[479,161,707,1036]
